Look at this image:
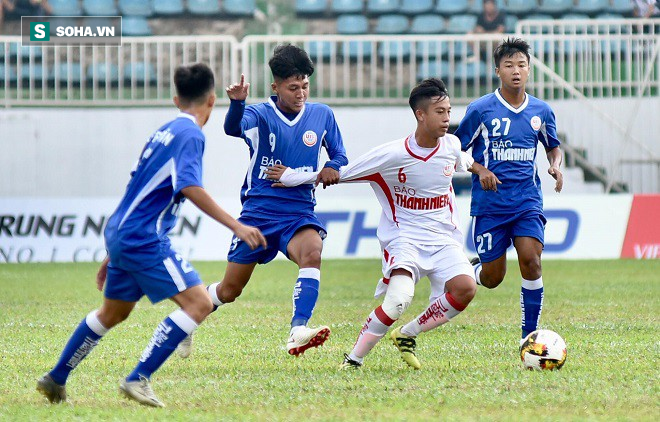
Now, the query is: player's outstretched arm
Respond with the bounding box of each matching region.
[546,146,563,193]
[181,186,267,250]
[469,161,502,191]
[265,164,319,188]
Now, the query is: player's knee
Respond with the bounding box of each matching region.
[97,309,130,328]
[381,275,415,320]
[480,265,506,289]
[299,249,322,268]
[217,284,242,303]
[519,257,542,280]
[452,278,477,304]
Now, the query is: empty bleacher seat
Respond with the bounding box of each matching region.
[20,64,46,83]
[436,0,469,15]
[50,63,83,84]
[49,0,83,16]
[379,40,412,60]
[119,0,152,17]
[455,59,488,81]
[122,16,152,36]
[595,12,627,33]
[374,14,408,34]
[224,0,256,16]
[575,0,607,16]
[187,0,221,14]
[296,0,328,15]
[336,14,369,34]
[416,60,451,81]
[505,0,536,16]
[505,14,519,32]
[83,0,118,16]
[10,43,43,61]
[539,0,573,17]
[331,0,363,14]
[561,13,591,32]
[0,65,18,84]
[610,0,634,16]
[400,0,433,15]
[83,16,113,29]
[409,15,445,34]
[343,41,373,59]
[87,63,120,83]
[123,62,157,85]
[306,40,335,61]
[153,0,185,15]
[445,14,477,34]
[366,0,399,15]
[416,40,449,59]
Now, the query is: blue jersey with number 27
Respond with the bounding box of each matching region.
[454,89,560,216]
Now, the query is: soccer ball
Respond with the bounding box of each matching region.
[520,329,567,370]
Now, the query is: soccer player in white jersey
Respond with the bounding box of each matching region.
[267,78,477,370]
[454,38,563,345]
[195,44,348,357]
[36,63,266,407]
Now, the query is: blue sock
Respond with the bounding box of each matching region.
[126,309,197,381]
[521,277,544,339]
[291,268,320,327]
[49,311,108,385]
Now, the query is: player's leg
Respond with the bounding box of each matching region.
[37,264,139,404]
[512,210,546,341]
[344,263,416,369]
[285,227,330,356]
[394,246,476,369]
[471,215,510,289]
[121,253,210,408]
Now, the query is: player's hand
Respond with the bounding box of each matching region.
[226,74,250,101]
[316,167,340,189]
[477,168,502,191]
[548,166,563,193]
[96,256,109,291]
[234,224,267,250]
[265,164,288,187]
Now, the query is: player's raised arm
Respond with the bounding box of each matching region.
[546,146,563,193]
[181,186,267,250]
[223,74,252,137]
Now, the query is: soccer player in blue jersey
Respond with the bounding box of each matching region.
[454,38,564,345]
[36,63,266,407]
[202,44,348,357]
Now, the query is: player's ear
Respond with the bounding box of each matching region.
[271,81,277,93]
[415,108,424,122]
[173,95,180,109]
[208,92,216,108]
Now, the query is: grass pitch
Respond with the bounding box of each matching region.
[0,259,658,421]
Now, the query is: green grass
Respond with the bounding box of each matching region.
[1,259,658,420]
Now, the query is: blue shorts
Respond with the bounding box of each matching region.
[472,209,547,263]
[105,248,202,304]
[227,214,327,265]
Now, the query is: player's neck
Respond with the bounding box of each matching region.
[179,108,206,127]
[414,129,439,148]
[499,86,526,108]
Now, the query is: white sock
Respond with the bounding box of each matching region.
[401,292,465,337]
[473,263,483,286]
[207,282,224,307]
[350,305,396,360]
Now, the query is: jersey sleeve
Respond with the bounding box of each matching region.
[337,143,396,182]
[454,103,483,151]
[321,107,349,170]
[174,132,205,195]
[538,107,561,149]
[223,100,260,142]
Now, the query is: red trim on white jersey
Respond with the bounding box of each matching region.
[354,173,398,224]
[448,185,457,230]
[404,135,441,162]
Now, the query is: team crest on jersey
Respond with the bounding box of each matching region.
[530,116,542,131]
[443,164,454,176]
[302,130,317,147]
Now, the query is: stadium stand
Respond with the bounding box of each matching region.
[446,14,478,33]
[505,0,536,16]
[400,0,434,16]
[0,64,18,83]
[122,16,152,36]
[50,62,83,85]
[374,14,409,33]
[539,0,574,17]
[366,0,400,15]
[224,0,256,16]
[86,63,120,84]
[409,15,445,34]
[153,0,185,16]
[575,0,609,16]
[187,0,221,15]
[49,0,83,16]
[336,14,369,33]
[123,62,156,85]
[435,0,470,15]
[331,0,364,14]
[610,0,634,15]
[296,0,328,16]
[83,0,118,16]
[119,0,153,17]
[379,40,412,60]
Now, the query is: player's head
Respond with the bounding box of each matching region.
[409,78,451,138]
[173,63,216,126]
[494,37,531,91]
[269,44,314,114]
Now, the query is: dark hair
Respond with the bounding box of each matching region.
[494,37,531,67]
[268,44,315,80]
[174,63,215,104]
[408,78,449,112]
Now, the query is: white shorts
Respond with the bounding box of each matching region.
[376,239,473,302]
